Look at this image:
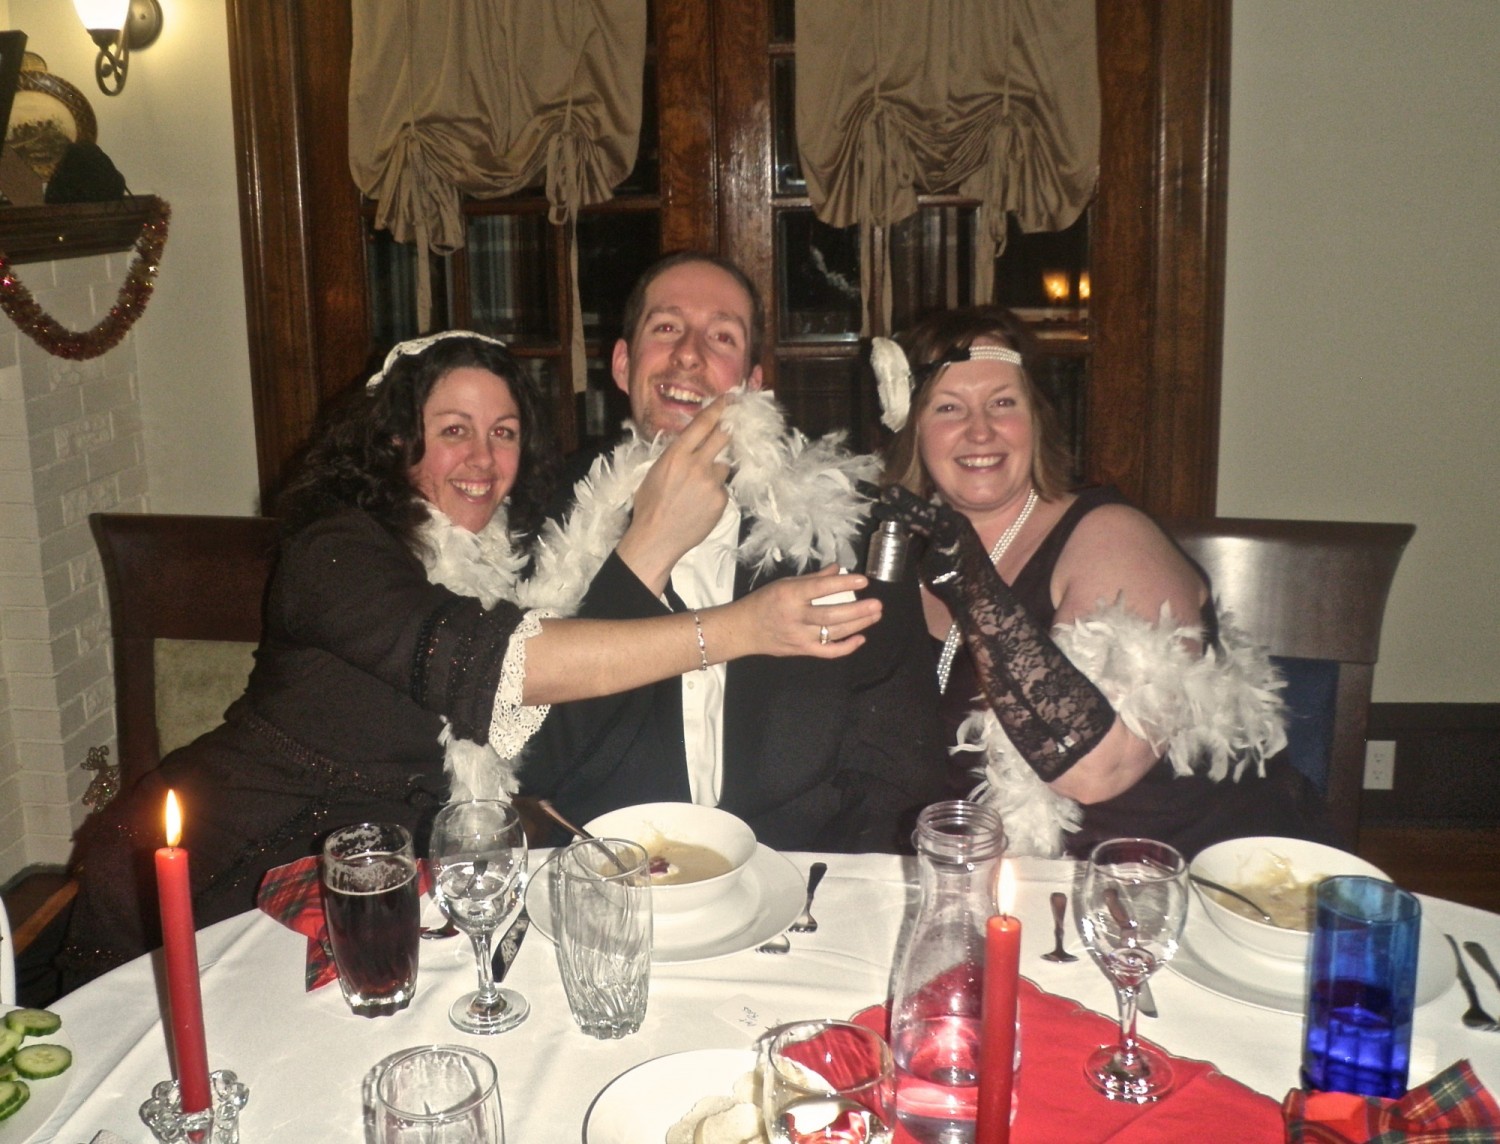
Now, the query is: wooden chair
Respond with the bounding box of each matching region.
[1164,518,1415,851]
[91,512,281,791]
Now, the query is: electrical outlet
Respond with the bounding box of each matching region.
[1364,740,1396,790]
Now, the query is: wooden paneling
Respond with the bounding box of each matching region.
[226,0,367,505]
[655,0,719,254]
[1090,0,1230,518]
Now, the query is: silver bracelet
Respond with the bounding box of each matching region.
[691,609,709,671]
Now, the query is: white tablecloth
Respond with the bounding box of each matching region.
[36,853,1500,1143]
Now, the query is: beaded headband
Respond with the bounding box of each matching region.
[365,330,510,391]
[869,338,1024,432]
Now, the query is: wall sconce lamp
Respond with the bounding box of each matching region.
[73,0,163,96]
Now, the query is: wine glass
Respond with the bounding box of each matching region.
[1074,837,1189,1103]
[429,799,529,1034]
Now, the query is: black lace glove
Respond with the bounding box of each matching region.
[877,487,1116,781]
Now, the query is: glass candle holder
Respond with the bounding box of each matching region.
[140,1070,249,1144]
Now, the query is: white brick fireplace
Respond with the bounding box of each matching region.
[0,251,145,883]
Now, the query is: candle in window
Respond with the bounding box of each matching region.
[156,790,212,1115]
[1042,270,1071,307]
[977,860,1021,1144]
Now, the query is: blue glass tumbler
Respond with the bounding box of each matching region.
[1301,875,1421,1098]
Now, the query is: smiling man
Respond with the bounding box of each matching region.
[519,252,948,853]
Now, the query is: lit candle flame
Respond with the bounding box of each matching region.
[164,789,183,848]
[1077,272,1091,302]
[998,859,1016,916]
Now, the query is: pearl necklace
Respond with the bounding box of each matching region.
[935,487,1039,695]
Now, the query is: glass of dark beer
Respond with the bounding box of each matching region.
[321,821,421,1016]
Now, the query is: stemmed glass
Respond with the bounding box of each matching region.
[429,799,530,1034]
[1074,837,1189,1103]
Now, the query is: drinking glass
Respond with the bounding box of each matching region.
[759,1020,895,1144]
[320,821,421,1016]
[1301,875,1421,1098]
[366,1044,504,1143]
[1074,837,1189,1103]
[550,837,653,1038]
[429,799,529,1034]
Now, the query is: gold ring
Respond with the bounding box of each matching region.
[818,625,830,645]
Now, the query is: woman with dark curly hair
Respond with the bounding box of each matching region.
[873,307,1327,860]
[59,331,882,988]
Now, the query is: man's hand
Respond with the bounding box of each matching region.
[616,400,734,595]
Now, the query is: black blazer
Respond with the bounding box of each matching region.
[520,518,949,853]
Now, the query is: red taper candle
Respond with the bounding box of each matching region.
[156,790,212,1115]
[977,861,1021,1144]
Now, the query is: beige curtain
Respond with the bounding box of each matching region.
[349,0,648,391]
[795,0,1098,334]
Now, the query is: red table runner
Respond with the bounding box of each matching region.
[855,978,1284,1143]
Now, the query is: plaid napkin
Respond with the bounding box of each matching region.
[1283,1061,1500,1143]
[855,977,1284,1143]
[255,854,432,991]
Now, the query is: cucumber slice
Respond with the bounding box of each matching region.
[13,1044,71,1080]
[4,1008,62,1037]
[0,1028,21,1065]
[0,1061,12,1081]
[0,1079,30,1122]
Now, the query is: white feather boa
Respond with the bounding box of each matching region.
[517,390,881,614]
[413,506,529,805]
[962,601,1288,857]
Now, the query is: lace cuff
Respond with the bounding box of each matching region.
[488,609,556,758]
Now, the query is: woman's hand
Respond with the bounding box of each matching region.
[876,486,989,606]
[710,565,881,660]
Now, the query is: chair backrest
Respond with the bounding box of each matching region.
[91,513,281,791]
[1163,517,1415,850]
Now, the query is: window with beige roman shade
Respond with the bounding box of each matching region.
[795,0,1099,334]
[347,0,648,391]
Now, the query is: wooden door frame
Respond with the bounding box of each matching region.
[226,0,1229,518]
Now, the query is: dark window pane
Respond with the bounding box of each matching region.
[466,215,557,343]
[1030,351,1088,482]
[577,212,662,342]
[993,210,1091,312]
[772,58,804,195]
[889,206,977,330]
[778,210,861,342]
[366,223,421,346]
[580,355,633,446]
[772,0,794,43]
[775,355,863,440]
[616,57,660,195]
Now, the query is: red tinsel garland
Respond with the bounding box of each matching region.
[0,199,171,361]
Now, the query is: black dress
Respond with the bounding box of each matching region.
[59,509,529,987]
[937,487,1329,859]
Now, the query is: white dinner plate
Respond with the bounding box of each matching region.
[585,1049,757,1144]
[526,845,804,964]
[0,1028,75,1144]
[1167,911,1452,1014]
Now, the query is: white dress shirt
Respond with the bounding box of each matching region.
[668,502,741,804]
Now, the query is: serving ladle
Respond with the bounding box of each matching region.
[1188,873,1275,924]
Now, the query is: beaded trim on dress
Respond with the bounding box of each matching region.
[517,389,881,615]
[962,600,1288,857]
[414,505,547,803]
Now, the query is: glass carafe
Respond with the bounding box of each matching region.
[889,800,1005,1144]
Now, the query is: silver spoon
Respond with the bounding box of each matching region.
[789,862,828,933]
[756,932,791,954]
[1041,891,1079,963]
[1463,940,1500,996]
[1445,934,1500,1031]
[1189,873,1275,924]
